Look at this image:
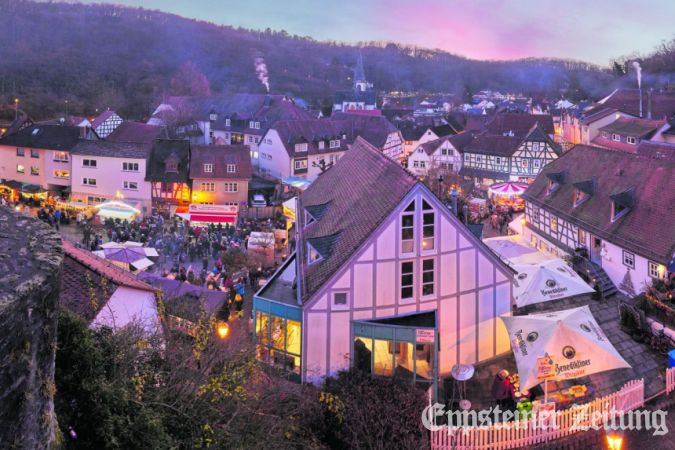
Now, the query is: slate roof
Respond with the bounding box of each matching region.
[60,240,155,322]
[485,113,554,137]
[464,134,523,156]
[578,106,618,125]
[189,144,252,180]
[0,124,81,150]
[598,117,662,137]
[599,88,675,119]
[268,119,354,157]
[297,137,419,300]
[331,112,399,148]
[71,140,151,159]
[107,121,164,144]
[418,131,474,156]
[146,139,191,183]
[523,145,675,263]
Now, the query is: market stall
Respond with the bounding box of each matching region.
[181,204,238,226]
[489,181,528,212]
[96,200,141,221]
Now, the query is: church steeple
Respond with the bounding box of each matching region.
[353,51,368,92]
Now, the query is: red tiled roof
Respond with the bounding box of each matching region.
[189,144,253,180]
[598,117,663,137]
[636,141,675,161]
[418,131,474,156]
[523,145,675,263]
[591,136,639,153]
[297,137,419,300]
[600,88,675,119]
[464,134,523,156]
[107,121,164,144]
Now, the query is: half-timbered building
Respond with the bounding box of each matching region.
[331,112,404,161]
[145,139,192,213]
[253,137,514,396]
[522,145,675,295]
[460,122,561,183]
[407,131,473,177]
[90,110,123,139]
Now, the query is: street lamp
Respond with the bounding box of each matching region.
[606,430,623,450]
[216,321,230,339]
[14,98,19,121]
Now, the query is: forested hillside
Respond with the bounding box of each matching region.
[0,0,666,120]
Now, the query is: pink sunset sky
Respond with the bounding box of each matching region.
[77,0,675,64]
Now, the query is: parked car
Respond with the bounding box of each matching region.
[250,194,267,208]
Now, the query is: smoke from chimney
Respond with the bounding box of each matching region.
[254,57,270,93]
[632,61,642,89]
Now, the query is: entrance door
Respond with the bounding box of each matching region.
[590,236,603,266]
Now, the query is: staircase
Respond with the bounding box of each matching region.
[573,257,618,298]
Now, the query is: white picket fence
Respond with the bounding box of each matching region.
[430,379,644,450]
[667,367,675,395]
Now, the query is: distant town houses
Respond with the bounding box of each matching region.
[406,131,473,177]
[145,139,192,214]
[189,144,252,207]
[522,145,675,295]
[90,110,123,139]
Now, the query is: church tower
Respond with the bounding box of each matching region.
[353,51,369,92]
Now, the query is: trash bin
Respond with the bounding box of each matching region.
[668,349,675,368]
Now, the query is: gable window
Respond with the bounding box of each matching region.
[203,163,213,173]
[16,147,25,157]
[82,178,96,186]
[318,141,325,150]
[329,139,340,149]
[83,159,97,168]
[224,182,238,192]
[401,201,415,253]
[419,161,426,168]
[307,242,322,264]
[495,156,502,165]
[422,200,435,250]
[30,149,39,158]
[295,143,308,153]
[247,136,254,143]
[627,136,637,145]
[225,118,231,127]
[550,216,558,232]
[475,155,482,163]
[30,166,39,176]
[226,164,236,173]
[422,259,434,296]
[532,142,540,152]
[417,148,424,153]
[401,261,414,300]
[612,201,629,222]
[413,161,420,168]
[201,182,215,192]
[623,251,635,269]
[122,162,139,172]
[573,189,587,207]
[123,181,138,190]
[547,181,560,196]
[209,112,217,121]
[648,261,661,279]
[165,161,178,173]
[612,133,620,142]
[333,292,348,306]
[16,164,25,174]
[53,151,69,162]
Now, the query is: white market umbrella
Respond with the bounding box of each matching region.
[500,306,630,395]
[131,257,154,271]
[512,259,595,307]
[484,236,539,260]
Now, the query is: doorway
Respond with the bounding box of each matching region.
[590,236,603,266]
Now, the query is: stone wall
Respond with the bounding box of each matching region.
[0,207,63,449]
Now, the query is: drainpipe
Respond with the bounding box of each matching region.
[295,196,303,306]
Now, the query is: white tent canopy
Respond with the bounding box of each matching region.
[512,259,595,307]
[500,306,630,391]
[484,235,552,266]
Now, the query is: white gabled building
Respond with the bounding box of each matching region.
[407,132,474,177]
[253,137,514,396]
[522,145,675,297]
[90,111,123,139]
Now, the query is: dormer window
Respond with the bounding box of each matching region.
[329,139,340,149]
[318,141,325,150]
[295,143,308,153]
[209,113,217,121]
[225,118,231,127]
[627,136,637,145]
[573,189,588,207]
[611,201,629,221]
[165,161,178,173]
[203,163,213,173]
[610,188,634,222]
[307,242,322,265]
[612,133,620,142]
[547,180,559,195]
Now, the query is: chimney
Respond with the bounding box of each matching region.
[647,89,653,119]
[639,88,643,118]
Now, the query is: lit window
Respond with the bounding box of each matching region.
[30,166,39,176]
[578,228,586,245]
[123,181,138,190]
[550,216,558,232]
[226,164,236,173]
[16,164,25,174]
[53,151,69,162]
[422,200,434,250]
[294,159,307,171]
[521,159,529,168]
[401,201,415,253]
[648,261,661,279]
[203,163,213,173]
[53,169,70,179]
[422,259,434,296]
[623,251,635,269]
[401,261,414,299]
